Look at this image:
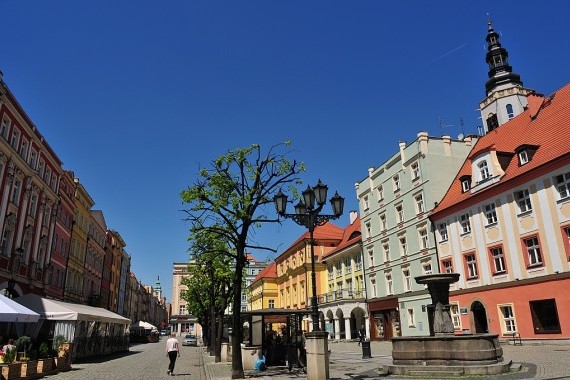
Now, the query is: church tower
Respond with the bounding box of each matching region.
[479,19,534,133]
[154,276,162,300]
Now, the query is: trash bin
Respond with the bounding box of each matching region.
[361,340,371,359]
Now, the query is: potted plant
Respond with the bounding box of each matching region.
[37,342,54,373]
[19,354,37,378]
[15,335,31,360]
[1,348,22,380]
[54,334,72,370]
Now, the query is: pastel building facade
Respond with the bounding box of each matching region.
[275,223,343,331]
[320,212,366,340]
[356,132,476,340]
[431,23,570,340]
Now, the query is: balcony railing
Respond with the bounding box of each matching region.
[318,289,367,304]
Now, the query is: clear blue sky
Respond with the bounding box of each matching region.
[1,1,568,302]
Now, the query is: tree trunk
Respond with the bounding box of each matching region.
[209,304,216,356]
[231,255,245,378]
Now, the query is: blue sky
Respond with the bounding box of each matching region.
[1,1,568,302]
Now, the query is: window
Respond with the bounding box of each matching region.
[555,172,570,200]
[377,185,384,201]
[411,162,420,180]
[393,174,400,192]
[515,189,532,214]
[0,116,10,139]
[335,262,342,276]
[462,178,471,192]
[380,214,387,231]
[422,261,432,275]
[29,194,37,217]
[460,214,471,234]
[241,293,248,302]
[20,139,29,161]
[367,248,374,267]
[382,242,390,262]
[268,299,275,308]
[506,104,514,119]
[441,259,453,273]
[407,308,415,327]
[370,278,377,298]
[179,305,187,315]
[484,203,498,225]
[345,257,352,274]
[10,129,20,150]
[28,150,38,169]
[355,254,362,270]
[11,179,21,204]
[419,228,429,249]
[38,159,45,179]
[518,150,529,165]
[438,223,448,241]
[523,236,542,267]
[450,303,461,329]
[487,113,499,131]
[465,253,478,279]
[328,265,334,280]
[415,193,425,214]
[395,204,404,223]
[490,246,506,274]
[403,268,411,291]
[499,305,517,333]
[385,274,393,295]
[529,299,561,334]
[399,236,407,256]
[365,222,371,239]
[478,161,491,182]
[363,195,369,211]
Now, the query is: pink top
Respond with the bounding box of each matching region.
[166,337,179,353]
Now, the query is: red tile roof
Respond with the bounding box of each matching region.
[286,222,344,249]
[432,83,570,218]
[251,262,277,285]
[323,216,362,259]
[246,253,261,264]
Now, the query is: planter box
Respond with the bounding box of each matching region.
[37,357,54,373]
[1,362,22,380]
[20,360,38,378]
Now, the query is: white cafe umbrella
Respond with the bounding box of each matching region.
[0,294,40,323]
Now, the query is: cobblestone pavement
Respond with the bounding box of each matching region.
[203,340,570,380]
[38,338,570,379]
[45,337,206,379]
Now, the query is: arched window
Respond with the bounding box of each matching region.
[478,161,491,182]
[486,113,499,131]
[506,104,514,119]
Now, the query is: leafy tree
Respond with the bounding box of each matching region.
[181,228,233,362]
[180,142,303,378]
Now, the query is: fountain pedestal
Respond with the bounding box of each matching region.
[384,273,513,376]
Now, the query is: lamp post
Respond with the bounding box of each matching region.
[274,180,344,331]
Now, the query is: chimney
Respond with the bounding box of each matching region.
[399,142,406,164]
[417,132,429,155]
[442,135,451,156]
[349,210,358,224]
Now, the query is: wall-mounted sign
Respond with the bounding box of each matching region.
[460,307,468,315]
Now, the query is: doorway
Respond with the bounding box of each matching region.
[471,301,488,333]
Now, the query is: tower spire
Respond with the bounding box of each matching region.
[484,18,522,95]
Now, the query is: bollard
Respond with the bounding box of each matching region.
[361,340,371,359]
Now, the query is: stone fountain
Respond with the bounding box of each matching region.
[383,273,515,376]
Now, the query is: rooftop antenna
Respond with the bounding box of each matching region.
[459,118,466,136]
[438,117,453,136]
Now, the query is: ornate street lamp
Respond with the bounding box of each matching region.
[274,180,344,331]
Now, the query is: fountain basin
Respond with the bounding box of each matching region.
[391,333,503,365]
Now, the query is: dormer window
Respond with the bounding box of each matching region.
[515,145,538,166]
[518,150,529,165]
[478,161,491,182]
[460,175,471,193]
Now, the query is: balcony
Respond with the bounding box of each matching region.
[319,289,367,304]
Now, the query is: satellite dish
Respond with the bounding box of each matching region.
[457,134,465,140]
